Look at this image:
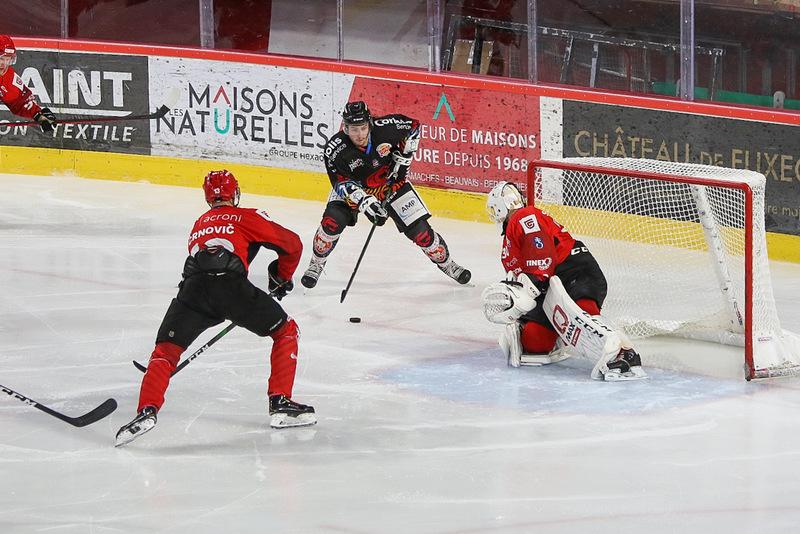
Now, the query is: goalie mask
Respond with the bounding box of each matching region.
[486,181,525,226]
[203,170,240,207]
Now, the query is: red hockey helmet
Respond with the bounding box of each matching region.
[0,35,17,74]
[203,170,240,206]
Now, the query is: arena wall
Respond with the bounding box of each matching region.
[1,38,798,262]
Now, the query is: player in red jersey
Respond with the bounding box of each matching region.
[116,170,315,446]
[481,181,647,381]
[0,35,56,132]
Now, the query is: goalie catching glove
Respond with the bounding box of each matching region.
[481,272,542,324]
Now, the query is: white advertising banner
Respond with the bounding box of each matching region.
[148,56,356,172]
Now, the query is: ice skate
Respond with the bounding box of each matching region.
[436,258,471,285]
[602,348,648,381]
[115,406,157,447]
[301,255,326,289]
[269,395,317,428]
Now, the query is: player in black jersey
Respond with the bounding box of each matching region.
[301,101,471,289]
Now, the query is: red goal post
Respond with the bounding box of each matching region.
[526,157,800,380]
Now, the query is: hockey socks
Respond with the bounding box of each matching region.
[137,341,183,412]
[267,319,299,398]
[419,233,471,284]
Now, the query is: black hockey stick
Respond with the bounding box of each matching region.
[0,383,117,427]
[339,173,402,304]
[132,322,237,375]
[2,105,170,128]
[340,222,379,303]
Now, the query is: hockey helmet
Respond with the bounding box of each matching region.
[0,35,17,73]
[203,170,240,207]
[342,101,372,131]
[486,181,525,225]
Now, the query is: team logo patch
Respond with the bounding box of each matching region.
[377,143,392,157]
[519,214,540,234]
[372,159,381,167]
[534,236,544,249]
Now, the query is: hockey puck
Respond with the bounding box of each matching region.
[349,317,362,323]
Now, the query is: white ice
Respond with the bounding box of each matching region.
[2,174,800,534]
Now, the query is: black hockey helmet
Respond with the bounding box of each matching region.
[342,101,372,130]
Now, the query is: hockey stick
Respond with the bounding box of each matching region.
[131,281,289,375]
[340,222,379,303]
[1,105,170,128]
[0,383,117,427]
[132,322,236,375]
[339,175,402,304]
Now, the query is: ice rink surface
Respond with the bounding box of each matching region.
[2,174,800,534]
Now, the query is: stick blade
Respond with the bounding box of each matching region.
[69,398,118,427]
[132,360,148,373]
[340,290,347,303]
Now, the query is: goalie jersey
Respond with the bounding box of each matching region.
[501,205,577,280]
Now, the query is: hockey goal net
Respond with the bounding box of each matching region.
[527,157,800,380]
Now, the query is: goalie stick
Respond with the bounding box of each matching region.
[133,322,236,375]
[1,383,117,427]
[1,105,170,128]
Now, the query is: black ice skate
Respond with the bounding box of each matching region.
[436,258,471,285]
[269,395,317,428]
[300,256,326,289]
[115,406,157,447]
[603,348,648,381]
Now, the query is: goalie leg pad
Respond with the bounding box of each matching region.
[543,276,642,380]
[499,323,522,367]
[501,322,572,367]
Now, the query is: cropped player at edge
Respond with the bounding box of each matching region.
[300,100,471,288]
[0,35,57,132]
[481,181,647,381]
[116,171,316,447]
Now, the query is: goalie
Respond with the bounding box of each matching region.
[482,181,647,381]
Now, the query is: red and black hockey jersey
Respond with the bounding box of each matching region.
[501,205,577,281]
[187,206,302,281]
[323,113,420,204]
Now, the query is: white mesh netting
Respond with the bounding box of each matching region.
[531,157,800,378]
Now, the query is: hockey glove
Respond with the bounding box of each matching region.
[357,194,388,226]
[267,260,294,301]
[34,107,57,133]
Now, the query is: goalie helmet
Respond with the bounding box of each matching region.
[203,170,240,207]
[486,181,525,225]
[342,101,372,131]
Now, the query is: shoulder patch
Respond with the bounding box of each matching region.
[518,214,540,234]
[255,209,271,222]
[12,73,24,90]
